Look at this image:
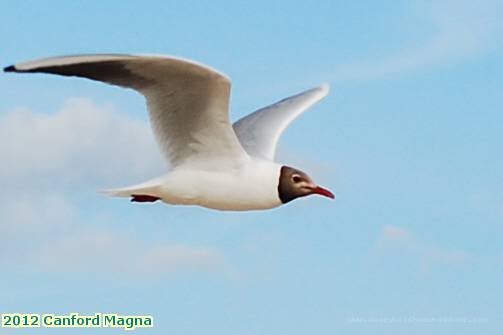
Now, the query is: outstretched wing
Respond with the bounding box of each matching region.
[5,54,249,169]
[232,85,329,160]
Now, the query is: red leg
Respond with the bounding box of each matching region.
[131,194,160,202]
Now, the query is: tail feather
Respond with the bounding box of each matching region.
[100,176,165,200]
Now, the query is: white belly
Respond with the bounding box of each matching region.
[157,161,283,211]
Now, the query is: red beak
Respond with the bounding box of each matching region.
[312,186,335,199]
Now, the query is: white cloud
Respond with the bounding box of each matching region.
[0,197,228,277]
[381,225,412,243]
[0,97,164,191]
[0,192,75,238]
[0,192,229,277]
[32,230,226,277]
[378,225,471,270]
[142,245,226,274]
[333,0,503,82]
[0,99,229,277]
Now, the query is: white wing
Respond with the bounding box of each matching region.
[5,54,249,169]
[232,85,329,160]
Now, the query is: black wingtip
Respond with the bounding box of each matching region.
[4,65,16,72]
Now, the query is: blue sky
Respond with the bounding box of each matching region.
[1,0,502,334]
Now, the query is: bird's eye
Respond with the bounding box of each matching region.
[292,175,302,183]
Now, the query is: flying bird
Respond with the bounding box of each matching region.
[4,54,334,211]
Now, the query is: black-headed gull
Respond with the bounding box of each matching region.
[4,54,334,211]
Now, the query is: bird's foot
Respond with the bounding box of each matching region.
[131,194,160,202]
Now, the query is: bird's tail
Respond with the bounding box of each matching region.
[101,176,165,202]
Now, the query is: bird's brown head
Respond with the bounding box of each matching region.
[277,166,335,204]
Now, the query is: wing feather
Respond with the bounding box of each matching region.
[232,85,329,160]
[5,54,248,169]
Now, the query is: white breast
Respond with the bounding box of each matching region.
[157,160,283,211]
